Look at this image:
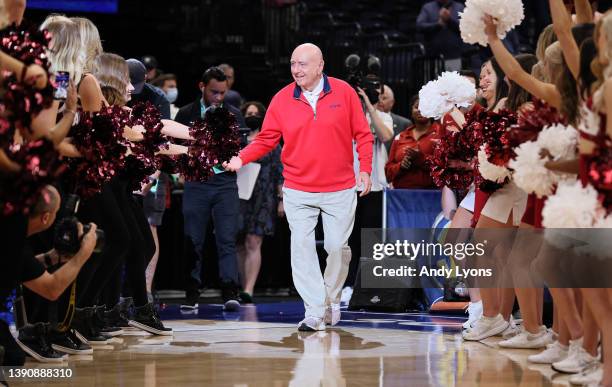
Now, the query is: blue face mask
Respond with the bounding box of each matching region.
[165,87,178,104]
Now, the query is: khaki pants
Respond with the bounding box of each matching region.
[283,186,357,318]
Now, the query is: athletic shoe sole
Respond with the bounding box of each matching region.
[51,343,93,355]
[551,362,593,374]
[15,339,67,363]
[128,320,173,336]
[527,354,568,364]
[73,330,109,346]
[498,335,550,349]
[223,300,240,312]
[462,321,509,341]
[298,323,325,332]
[100,329,124,337]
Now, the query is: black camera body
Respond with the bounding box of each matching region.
[53,194,105,257]
[344,54,383,105]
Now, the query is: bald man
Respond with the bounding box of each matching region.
[377,85,412,153]
[0,186,97,363]
[225,43,374,331]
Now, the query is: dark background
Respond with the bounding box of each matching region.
[24,0,612,291]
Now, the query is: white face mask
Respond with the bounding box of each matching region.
[165,87,178,104]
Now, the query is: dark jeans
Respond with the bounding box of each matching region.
[345,190,383,287]
[183,176,239,287]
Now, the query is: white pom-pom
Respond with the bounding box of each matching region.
[418,71,477,119]
[437,71,477,109]
[542,180,600,228]
[578,103,601,137]
[572,213,612,258]
[536,123,578,160]
[460,0,525,46]
[509,140,559,197]
[418,79,449,119]
[477,144,511,183]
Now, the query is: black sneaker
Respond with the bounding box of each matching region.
[129,303,173,336]
[105,303,130,329]
[181,281,200,309]
[71,307,110,346]
[239,291,254,304]
[48,329,93,355]
[221,281,241,311]
[119,297,135,321]
[16,323,67,362]
[92,305,123,337]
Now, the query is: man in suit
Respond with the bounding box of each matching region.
[176,67,246,311]
[377,85,412,153]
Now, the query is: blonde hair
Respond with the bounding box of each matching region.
[544,41,564,83]
[592,11,612,108]
[92,53,129,106]
[531,61,547,82]
[71,17,103,74]
[536,25,557,63]
[40,15,84,83]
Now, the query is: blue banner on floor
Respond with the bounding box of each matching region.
[384,189,445,307]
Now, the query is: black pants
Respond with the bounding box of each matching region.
[345,191,383,287]
[0,319,24,366]
[105,179,155,308]
[75,181,130,308]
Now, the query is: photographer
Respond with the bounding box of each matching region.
[343,83,394,297]
[0,186,97,365]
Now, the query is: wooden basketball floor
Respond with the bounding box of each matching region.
[5,301,571,387]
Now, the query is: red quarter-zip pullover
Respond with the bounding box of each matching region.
[239,75,373,192]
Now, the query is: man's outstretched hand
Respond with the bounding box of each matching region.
[223,156,243,172]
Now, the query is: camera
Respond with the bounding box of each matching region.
[53,194,105,257]
[344,54,383,104]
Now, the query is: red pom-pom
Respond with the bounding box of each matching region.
[473,109,518,193]
[588,137,612,212]
[507,100,565,149]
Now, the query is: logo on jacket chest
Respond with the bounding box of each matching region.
[328,103,342,109]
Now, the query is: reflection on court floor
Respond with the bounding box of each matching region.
[9,302,569,386]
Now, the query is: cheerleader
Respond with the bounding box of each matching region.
[461,54,535,341]
[563,11,612,386]
[469,11,587,353]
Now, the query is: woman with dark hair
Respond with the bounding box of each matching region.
[432,61,509,330]
[236,101,284,303]
[385,96,440,189]
[462,54,538,342]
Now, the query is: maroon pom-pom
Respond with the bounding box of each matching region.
[507,100,565,149]
[183,106,241,182]
[0,138,65,215]
[0,21,54,132]
[120,102,170,188]
[473,109,518,193]
[64,106,131,197]
[588,137,612,212]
